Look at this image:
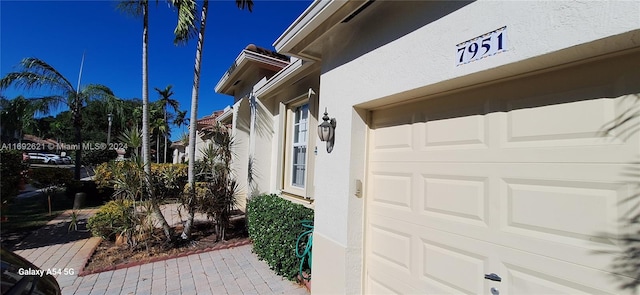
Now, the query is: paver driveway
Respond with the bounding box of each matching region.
[12,208,308,295]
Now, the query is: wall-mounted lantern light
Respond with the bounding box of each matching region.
[317,108,336,153]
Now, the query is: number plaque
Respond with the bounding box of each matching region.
[456,26,507,66]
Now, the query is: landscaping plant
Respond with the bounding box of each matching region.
[1,150,27,204]
[180,123,239,241]
[0,150,28,221]
[30,167,74,216]
[87,199,135,241]
[247,194,314,280]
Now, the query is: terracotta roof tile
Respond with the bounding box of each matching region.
[245,44,290,62]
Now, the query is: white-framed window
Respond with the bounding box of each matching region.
[279,93,316,201]
[291,104,309,188]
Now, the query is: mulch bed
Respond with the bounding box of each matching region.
[80,218,250,276]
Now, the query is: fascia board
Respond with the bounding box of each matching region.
[215,50,290,94]
[216,107,233,122]
[254,58,313,98]
[273,0,348,54]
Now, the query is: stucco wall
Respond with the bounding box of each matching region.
[320,0,640,109]
[232,98,251,210]
[249,96,275,197]
[194,135,210,161]
[309,1,640,294]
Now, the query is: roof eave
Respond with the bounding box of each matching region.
[216,106,233,123]
[273,1,346,55]
[215,50,290,95]
[254,58,315,98]
[273,1,371,59]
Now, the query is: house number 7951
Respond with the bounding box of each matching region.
[456,26,507,66]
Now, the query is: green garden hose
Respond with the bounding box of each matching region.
[296,219,313,281]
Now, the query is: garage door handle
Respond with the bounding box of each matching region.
[484,273,502,282]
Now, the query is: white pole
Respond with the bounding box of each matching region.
[76,52,85,93]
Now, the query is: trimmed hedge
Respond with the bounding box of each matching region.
[247,194,314,280]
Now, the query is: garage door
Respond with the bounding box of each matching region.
[365,52,640,294]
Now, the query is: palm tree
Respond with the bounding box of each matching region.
[171,0,253,239]
[117,0,173,242]
[0,58,116,180]
[0,96,38,143]
[155,85,180,163]
[117,0,151,176]
[119,126,143,158]
[149,107,168,164]
[173,109,189,132]
[103,92,126,127]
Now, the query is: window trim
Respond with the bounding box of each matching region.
[281,95,311,198]
[291,104,309,188]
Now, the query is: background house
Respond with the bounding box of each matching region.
[215,44,293,209]
[170,141,185,164]
[219,1,640,294]
[173,110,226,164]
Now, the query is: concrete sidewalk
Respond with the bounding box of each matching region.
[13,208,308,295]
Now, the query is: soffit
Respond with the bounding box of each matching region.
[274,0,372,60]
[216,49,290,95]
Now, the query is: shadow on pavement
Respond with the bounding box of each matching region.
[9,219,92,251]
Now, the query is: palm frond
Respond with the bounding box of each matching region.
[81,84,117,109]
[28,95,67,115]
[116,0,145,17]
[0,72,74,95]
[171,0,198,45]
[236,0,253,12]
[7,57,75,92]
[173,110,188,127]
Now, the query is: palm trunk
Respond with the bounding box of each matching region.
[182,0,208,240]
[164,134,168,163]
[73,105,82,180]
[141,1,150,177]
[156,132,160,163]
[142,1,172,241]
[164,109,168,163]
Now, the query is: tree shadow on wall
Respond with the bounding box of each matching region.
[600,93,640,292]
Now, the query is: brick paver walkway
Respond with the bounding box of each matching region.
[12,207,308,295]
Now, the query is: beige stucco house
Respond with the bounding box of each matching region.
[172,110,226,164]
[170,141,185,164]
[216,1,640,294]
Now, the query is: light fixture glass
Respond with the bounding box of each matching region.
[317,108,336,153]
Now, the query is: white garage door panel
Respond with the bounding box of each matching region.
[370,96,636,164]
[366,273,421,295]
[368,213,633,295]
[369,162,631,276]
[368,214,495,295]
[499,244,634,294]
[505,96,617,145]
[365,53,640,294]
[500,176,626,247]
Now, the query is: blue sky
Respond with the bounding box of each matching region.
[0,0,311,140]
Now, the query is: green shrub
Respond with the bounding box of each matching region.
[30,167,73,189]
[94,161,187,197]
[82,149,118,166]
[64,180,111,205]
[87,199,134,240]
[247,194,314,280]
[28,157,45,164]
[151,163,187,200]
[0,150,26,201]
